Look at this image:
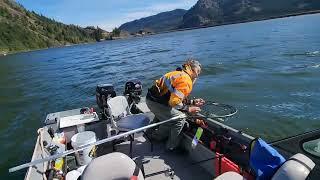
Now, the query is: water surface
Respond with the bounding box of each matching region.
[1,14,320,179]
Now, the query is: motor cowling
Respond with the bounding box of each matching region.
[96,84,116,109]
[124,79,142,104]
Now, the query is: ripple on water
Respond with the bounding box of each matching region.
[202,40,216,44]
[243,44,265,49]
[270,64,316,77]
[311,64,320,68]
[290,91,320,98]
[231,59,260,70]
[82,61,108,71]
[306,50,320,56]
[145,49,171,55]
[201,64,231,76]
[258,102,317,120]
[282,50,320,57]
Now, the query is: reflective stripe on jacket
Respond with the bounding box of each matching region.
[154,70,193,108]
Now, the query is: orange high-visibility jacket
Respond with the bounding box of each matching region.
[155,70,193,108]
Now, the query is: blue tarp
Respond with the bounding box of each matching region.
[249,138,286,180]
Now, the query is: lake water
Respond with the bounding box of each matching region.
[1,13,320,179]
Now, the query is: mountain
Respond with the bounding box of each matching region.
[181,0,320,28]
[119,9,187,33]
[119,0,320,31]
[0,0,105,54]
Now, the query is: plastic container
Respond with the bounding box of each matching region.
[214,152,254,180]
[54,158,64,171]
[66,170,81,180]
[53,132,66,144]
[71,131,97,165]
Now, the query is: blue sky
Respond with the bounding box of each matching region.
[17,0,197,31]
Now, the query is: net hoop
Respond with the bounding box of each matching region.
[190,101,238,119]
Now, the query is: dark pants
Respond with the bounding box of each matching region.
[146,98,186,150]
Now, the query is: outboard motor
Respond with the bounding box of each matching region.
[96,84,116,110]
[124,79,142,104]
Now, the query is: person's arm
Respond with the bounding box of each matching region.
[168,79,200,113]
[168,91,187,110]
[169,96,200,113]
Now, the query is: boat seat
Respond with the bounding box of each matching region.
[214,171,245,180]
[272,153,315,180]
[107,96,151,131]
[107,96,153,157]
[117,114,150,131]
[81,152,144,180]
[215,153,315,180]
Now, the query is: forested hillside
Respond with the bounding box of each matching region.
[0,0,101,54]
[119,0,320,32]
[119,9,187,33]
[181,0,320,28]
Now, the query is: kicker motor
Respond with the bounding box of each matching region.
[124,79,142,104]
[96,84,116,109]
[95,80,143,117]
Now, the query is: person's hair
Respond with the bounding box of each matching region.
[183,58,201,71]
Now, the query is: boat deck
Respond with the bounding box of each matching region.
[101,134,214,180]
[21,95,320,180]
[110,100,214,179]
[24,98,245,180]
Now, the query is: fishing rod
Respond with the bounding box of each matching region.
[9,114,186,173]
[269,128,320,145]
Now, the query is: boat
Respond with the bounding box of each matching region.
[10,79,320,180]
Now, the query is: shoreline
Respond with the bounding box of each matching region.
[1,11,320,56]
[0,37,127,57]
[0,40,98,57]
[162,10,320,34]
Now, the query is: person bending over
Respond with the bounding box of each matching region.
[146,59,205,151]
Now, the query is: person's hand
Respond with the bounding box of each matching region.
[188,106,201,114]
[195,119,208,128]
[193,98,205,107]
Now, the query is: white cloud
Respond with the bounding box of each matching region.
[126,0,197,17]
[125,11,154,20]
[100,21,122,31]
[147,1,195,12]
[86,20,121,32]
